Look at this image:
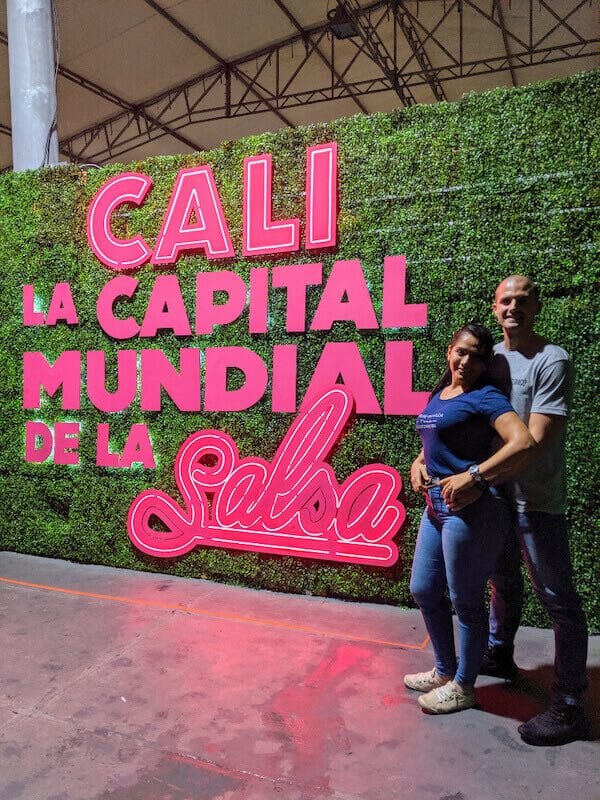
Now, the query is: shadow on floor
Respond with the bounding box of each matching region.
[477,664,600,738]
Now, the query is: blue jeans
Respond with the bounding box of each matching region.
[489,511,588,705]
[410,486,510,686]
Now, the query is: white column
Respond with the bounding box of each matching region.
[7,0,59,171]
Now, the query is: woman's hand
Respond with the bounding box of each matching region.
[443,483,483,511]
[410,453,431,493]
[439,471,478,506]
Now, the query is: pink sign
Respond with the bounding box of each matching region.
[26,140,427,572]
[127,387,405,565]
[86,142,338,270]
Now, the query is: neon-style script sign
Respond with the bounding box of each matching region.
[127,387,405,566]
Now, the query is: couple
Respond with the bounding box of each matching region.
[404,275,589,747]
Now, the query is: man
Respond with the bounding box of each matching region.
[410,275,588,746]
[482,275,588,745]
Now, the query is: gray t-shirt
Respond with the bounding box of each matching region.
[492,341,572,514]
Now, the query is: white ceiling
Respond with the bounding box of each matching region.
[0,0,598,169]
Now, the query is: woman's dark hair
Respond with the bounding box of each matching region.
[430,322,495,397]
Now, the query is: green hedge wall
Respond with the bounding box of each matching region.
[1,70,598,631]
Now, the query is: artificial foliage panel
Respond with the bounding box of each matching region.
[1,70,598,630]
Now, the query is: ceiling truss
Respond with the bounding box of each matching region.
[1,0,598,166]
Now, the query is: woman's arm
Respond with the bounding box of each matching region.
[410,449,431,492]
[439,411,535,505]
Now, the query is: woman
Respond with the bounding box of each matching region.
[405,323,534,714]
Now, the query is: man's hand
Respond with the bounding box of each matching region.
[410,454,431,493]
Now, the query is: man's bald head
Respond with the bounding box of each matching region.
[495,275,540,304]
[493,275,541,340]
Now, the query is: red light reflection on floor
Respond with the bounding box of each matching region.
[0,576,429,650]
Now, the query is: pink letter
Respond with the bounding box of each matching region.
[302,343,381,414]
[382,256,427,328]
[272,263,323,333]
[23,285,45,325]
[141,349,201,411]
[140,275,192,337]
[24,421,53,463]
[127,430,235,555]
[87,172,153,271]
[195,271,246,335]
[87,350,137,412]
[337,467,405,543]
[272,344,297,413]
[46,282,79,326]
[311,260,378,331]
[259,387,354,531]
[306,142,337,250]
[23,351,81,410]
[204,347,268,412]
[243,154,300,256]
[96,276,140,340]
[121,424,156,468]
[384,341,429,415]
[96,423,120,467]
[249,267,269,334]
[152,166,234,265]
[54,422,80,465]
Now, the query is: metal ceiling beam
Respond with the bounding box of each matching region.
[534,0,588,48]
[493,0,517,87]
[56,38,598,165]
[56,64,204,152]
[461,0,529,51]
[58,1,390,163]
[397,1,460,74]
[337,0,416,106]
[463,0,590,54]
[0,119,84,167]
[141,0,294,129]
[9,0,595,166]
[0,29,204,159]
[270,0,368,113]
[393,1,447,101]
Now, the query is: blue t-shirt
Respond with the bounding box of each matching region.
[416,385,514,478]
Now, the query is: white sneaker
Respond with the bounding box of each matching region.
[418,680,476,714]
[403,667,453,692]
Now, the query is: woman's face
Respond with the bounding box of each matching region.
[446,332,488,389]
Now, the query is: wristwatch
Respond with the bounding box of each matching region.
[468,464,489,490]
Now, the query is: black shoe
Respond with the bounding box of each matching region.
[518,703,590,746]
[480,645,520,682]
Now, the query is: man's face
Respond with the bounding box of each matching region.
[493,277,539,334]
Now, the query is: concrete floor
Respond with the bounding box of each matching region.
[0,552,598,800]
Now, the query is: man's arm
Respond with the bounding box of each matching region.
[440,411,535,506]
[528,412,567,449]
[526,355,571,450]
[445,413,567,511]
